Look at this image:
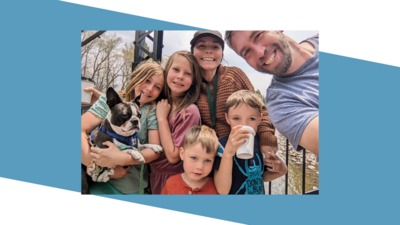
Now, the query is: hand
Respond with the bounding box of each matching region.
[260,145,277,161]
[224,125,250,158]
[109,165,130,179]
[81,87,103,106]
[264,151,287,175]
[156,99,171,120]
[89,141,127,167]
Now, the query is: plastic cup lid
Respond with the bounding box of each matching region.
[241,125,256,136]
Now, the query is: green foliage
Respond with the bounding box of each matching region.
[256,89,266,105]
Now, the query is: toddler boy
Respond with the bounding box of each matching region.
[162,125,219,194]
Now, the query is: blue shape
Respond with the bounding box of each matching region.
[1,1,400,224]
[0,0,200,192]
[234,154,263,194]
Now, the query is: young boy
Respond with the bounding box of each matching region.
[161,125,219,195]
[213,90,288,195]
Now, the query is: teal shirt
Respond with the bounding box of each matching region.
[88,95,159,194]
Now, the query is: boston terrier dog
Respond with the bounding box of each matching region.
[86,87,163,183]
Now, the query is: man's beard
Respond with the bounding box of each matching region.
[256,34,292,76]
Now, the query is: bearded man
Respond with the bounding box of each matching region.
[225,31,319,156]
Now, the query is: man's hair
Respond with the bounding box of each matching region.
[182,125,219,154]
[224,31,236,50]
[225,90,264,114]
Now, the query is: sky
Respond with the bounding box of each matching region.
[106,30,318,96]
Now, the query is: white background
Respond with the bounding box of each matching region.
[64,0,400,67]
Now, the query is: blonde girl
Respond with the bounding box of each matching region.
[150,50,202,194]
[81,60,164,195]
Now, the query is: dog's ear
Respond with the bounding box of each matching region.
[106,87,122,109]
[133,94,141,106]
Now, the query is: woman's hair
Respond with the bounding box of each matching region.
[163,50,202,117]
[119,60,164,118]
[225,90,264,114]
[182,125,218,154]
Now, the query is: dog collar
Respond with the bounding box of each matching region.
[90,126,138,148]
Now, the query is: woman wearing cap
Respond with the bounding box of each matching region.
[190,30,278,158]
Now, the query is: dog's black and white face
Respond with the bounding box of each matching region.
[105,87,141,137]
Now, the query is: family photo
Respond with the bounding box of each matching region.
[80,30,319,195]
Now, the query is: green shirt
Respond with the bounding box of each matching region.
[88,95,159,194]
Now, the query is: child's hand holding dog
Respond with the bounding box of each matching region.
[90,141,130,167]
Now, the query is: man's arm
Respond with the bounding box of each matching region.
[298,116,319,156]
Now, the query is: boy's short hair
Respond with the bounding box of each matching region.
[225,90,264,114]
[182,125,219,154]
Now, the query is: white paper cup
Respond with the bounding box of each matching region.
[81,77,95,104]
[236,126,256,159]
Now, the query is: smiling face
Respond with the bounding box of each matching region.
[166,55,194,97]
[134,73,164,105]
[180,143,215,183]
[225,103,262,133]
[230,31,292,76]
[193,36,223,72]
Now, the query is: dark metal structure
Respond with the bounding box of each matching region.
[132,30,164,71]
[81,30,163,70]
[81,30,106,47]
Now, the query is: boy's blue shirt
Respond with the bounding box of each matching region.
[213,135,265,195]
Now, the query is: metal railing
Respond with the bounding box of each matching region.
[267,138,319,195]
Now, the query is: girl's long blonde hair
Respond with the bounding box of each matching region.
[119,60,164,118]
[163,50,202,118]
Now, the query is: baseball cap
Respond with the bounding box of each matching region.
[190,30,225,52]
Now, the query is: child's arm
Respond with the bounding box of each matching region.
[214,126,249,194]
[90,141,160,167]
[213,158,233,194]
[81,111,103,166]
[156,99,181,163]
[157,102,202,164]
[88,126,162,167]
[138,129,162,163]
[263,152,288,182]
